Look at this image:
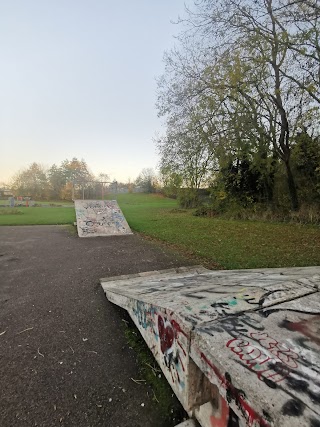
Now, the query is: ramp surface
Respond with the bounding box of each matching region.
[101,266,320,427]
[74,199,132,237]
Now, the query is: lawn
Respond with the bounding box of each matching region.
[0,206,75,225]
[1,193,320,270]
[113,193,320,270]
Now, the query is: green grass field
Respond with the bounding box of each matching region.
[0,207,75,225]
[114,193,320,269]
[1,193,320,269]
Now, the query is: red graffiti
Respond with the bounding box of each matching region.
[157,315,187,388]
[178,354,185,371]
[227,334,298,383]
[210,394,230,427]
[282,315,320,345]
[201,352,225,384]
[158,316,175,353]
[157,316,187,355]
[250,331,299,369]
[177,340,187,356]
[200,353,270,427]
[171,319,188,337]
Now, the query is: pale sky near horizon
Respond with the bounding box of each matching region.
[0,0,189,184]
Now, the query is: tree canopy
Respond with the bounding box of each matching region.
[156,0,320,211]
[11,158,107,200]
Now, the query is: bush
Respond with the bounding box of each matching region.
[289,205,320,224]
[193,206,217,217]
[178,189,199,208]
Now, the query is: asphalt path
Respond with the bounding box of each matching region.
[0,225,192,427]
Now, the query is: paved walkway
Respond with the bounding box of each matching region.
[0,225,192,427]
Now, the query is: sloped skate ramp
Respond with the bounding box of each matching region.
[75,200,132,237]
[101,266,320,427]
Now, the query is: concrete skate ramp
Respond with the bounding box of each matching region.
[101,266,320,427]
[74,200,132,237]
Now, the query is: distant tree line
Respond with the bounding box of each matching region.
[9,158,103,200]
[7,158,159,200]
[156,0,320,215]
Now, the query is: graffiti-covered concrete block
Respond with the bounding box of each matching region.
[103,266,318,326]
[191,292,320,426]
[101,266,320,427]
[74,200,132,237]
[102,266,210,411]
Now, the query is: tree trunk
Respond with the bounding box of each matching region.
[285,160,299,211]
[264,149,277,204]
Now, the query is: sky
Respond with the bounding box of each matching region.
[0,0,189,184]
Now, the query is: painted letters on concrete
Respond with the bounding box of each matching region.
[101,266,320,427]
[74,200,132,237]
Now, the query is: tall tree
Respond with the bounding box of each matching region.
[11,163,49,199]
[135,168,157,193]
[157,0,320,210]
[47,164,65,200]
[60,158,94,199]
[60,158,93,184]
